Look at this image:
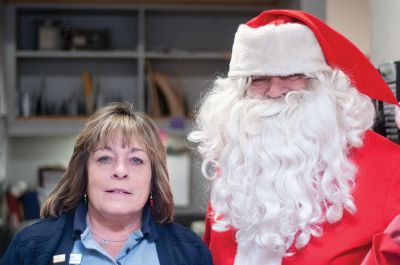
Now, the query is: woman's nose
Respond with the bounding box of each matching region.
[113,161,128,179]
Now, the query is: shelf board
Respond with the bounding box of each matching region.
[8,116,88,136]
[7,116,196,136]
[17,50,139,59]
[145,51,230,60]
[16,115,90,120]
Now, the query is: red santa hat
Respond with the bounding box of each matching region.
[228,9,399,106]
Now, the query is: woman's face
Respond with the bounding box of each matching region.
[87,133,152,221]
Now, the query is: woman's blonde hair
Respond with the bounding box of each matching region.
[40,102,174,223]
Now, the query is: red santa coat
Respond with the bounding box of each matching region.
[204,131,400,265]
[361,214,400,265]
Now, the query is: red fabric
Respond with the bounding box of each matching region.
[203,131,400,265]
[361,215,400,265]
[245,10,398,105]
[6,191,22,230]
[204,203,237,265]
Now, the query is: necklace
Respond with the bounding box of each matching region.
[90,231,129,248]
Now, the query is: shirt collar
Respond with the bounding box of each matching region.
[72,201,87,239]
[142,203,157,242]
[72,201,158,242]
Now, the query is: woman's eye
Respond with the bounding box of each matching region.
[98,156,111,163]
[130,157,143,165]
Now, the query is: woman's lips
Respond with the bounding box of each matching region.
[105,188,132,194]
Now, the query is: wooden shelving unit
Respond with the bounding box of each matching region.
[3,2,287,218]
[5,4,265,136]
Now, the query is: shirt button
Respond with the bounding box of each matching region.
[126,248,131,254]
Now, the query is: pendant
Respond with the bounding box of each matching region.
[99,240,109,248]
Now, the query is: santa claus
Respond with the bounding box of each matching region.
[189,10,400,265]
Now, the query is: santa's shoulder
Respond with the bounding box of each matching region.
[351,130,400,167]
[361,130,400,152]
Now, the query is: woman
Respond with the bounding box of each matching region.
[1,102,212,265]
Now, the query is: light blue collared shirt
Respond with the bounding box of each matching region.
[70,203,160,265]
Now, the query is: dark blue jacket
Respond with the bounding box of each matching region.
[0,205,213,265]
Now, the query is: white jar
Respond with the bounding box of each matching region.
[38,20,61,50]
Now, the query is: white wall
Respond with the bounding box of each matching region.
[0,0,6,116]
[300,0,326,20]
[370,0,400,66]
[326,0,370,56]
[6,136,75,188]
[325,1,400,69]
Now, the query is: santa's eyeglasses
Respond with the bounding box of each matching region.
[249,74,311,87]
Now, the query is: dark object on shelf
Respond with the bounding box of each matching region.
[69,29,110,50]
[61,26,72,51]
[375,61,400,143]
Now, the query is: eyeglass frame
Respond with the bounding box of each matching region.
[247,74,313,87]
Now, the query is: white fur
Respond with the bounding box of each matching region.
[189,69,375,263]
[229,23,330,77]
[235,242,283,265]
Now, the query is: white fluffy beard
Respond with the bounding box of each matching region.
[189,70,375,264]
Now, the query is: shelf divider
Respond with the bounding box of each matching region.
[17,50,139,59]
[145,51,230,60]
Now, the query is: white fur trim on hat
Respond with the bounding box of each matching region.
[228,23,331,77]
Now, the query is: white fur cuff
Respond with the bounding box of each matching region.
[228,23,330,77]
